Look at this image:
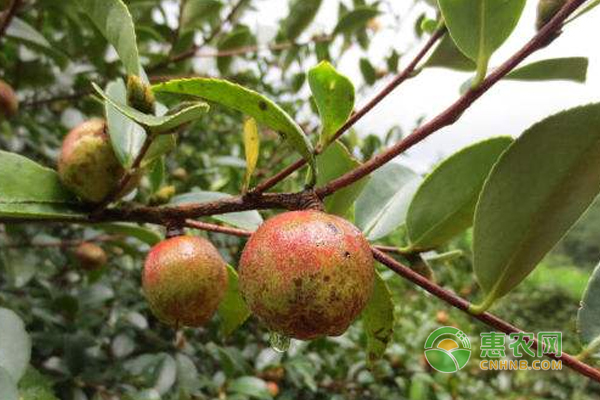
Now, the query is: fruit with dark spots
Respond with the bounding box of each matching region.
[142,235,228,327]
[0,80,18,120]
[58,119,141,203]
[239,210,375,340]
[74,242,107,270]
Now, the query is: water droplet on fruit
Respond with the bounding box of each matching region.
[269,331,290,353]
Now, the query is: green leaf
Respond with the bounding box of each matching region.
[362,270,394,366]
[0,151,84,220]
[423,35,476,72]
[79,0,142,76]
[228,376,273,400]
[180,0,223,33]
[333,6,380,36]
[104,79,146,168]
[282,0,323,41]
[0,308,31,382]
[406,137,512,251]
[578,263,600,351]
[94,82,209,134]
[0,368,18,400]
[148,157,165,193]
[437,0,526,83]
[472,103,600,312]
[170,191,263,231]
[359,58,377,85]
[153,78,317,182]
[355,163,421,241]
[505,57,588,83]
[308,61,355,145]
[92,223,162,246]
[316,141,369,217]
[218,265,251,336]
[243,118,260,192]
[6,18,67,65]
[2,250,37,288]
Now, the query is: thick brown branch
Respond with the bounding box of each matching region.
[316,0,585,198]
[372,248,600,382]
[250,28,446,194]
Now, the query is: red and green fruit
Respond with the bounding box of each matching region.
[142,235,229,327]
[239,210,374,340]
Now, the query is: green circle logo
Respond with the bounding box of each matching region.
[424,326,471,373]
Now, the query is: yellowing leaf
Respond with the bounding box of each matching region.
[243,118,260,192]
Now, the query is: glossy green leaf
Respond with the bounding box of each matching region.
[438,0,526,82]
[94,82,209,134]
[362,270,394,366]
[153,78,317,182]
[473,103,600,312]
[243,118,260,192]
[104,79,146,168]
[308,61,355,145]
[333,6,380,36]
[6,18,66,65]
[360,57,377,85]
[80,0,142,75]
[180,0,223,33]
[578,263,600,356]
[506,57,588,83]
[0,151,83,220]
[355,163,421,241]
[0,368,18,400]
[92,223,162,246]
[424,35,476,71]
[218,265,251,336]
[170,191,263,231]
[0,308,31,382]
[406,137,512,251]
[282,0,323,41]
[316,141,369,217]
[228,376,273,399]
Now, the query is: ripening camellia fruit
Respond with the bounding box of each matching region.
[239,210,375,340]
[57,119,142,203]
[142,235,228,327]
[74,242,107,270]
[0,79,18,120]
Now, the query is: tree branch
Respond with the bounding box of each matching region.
[372,248,600,382]
[316,0,585,198]
[0,0,21,44]
[149,0,248,72]
[250,27,446,194]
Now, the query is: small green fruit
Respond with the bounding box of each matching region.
[127,75,156,114]
[58,119,126,203]
[536,0,567,30]
[75,242,107,270]
[0,80,18,120]
[239,210,375,340]
[142,235,228,327]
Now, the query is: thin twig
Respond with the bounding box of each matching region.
[0,0,21,43]
[149,0,248,71]
[250,28,446,194]
[184,219,250,237]
[93,134,154,213]
[372,248,600,382]
[316,0,584,198]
